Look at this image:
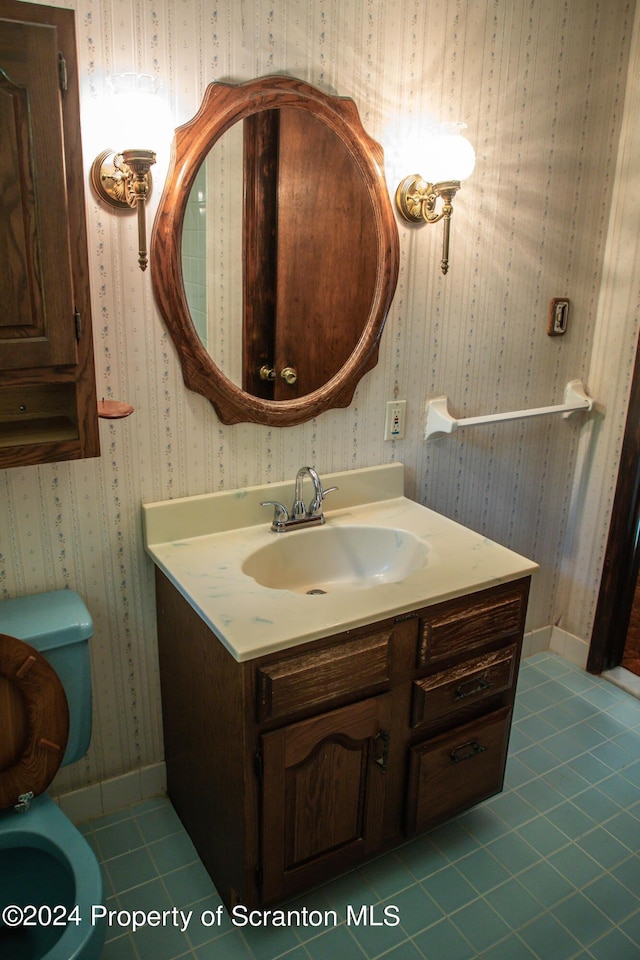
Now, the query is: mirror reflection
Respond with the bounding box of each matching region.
[182,124,243,386]
[181,107,378,400]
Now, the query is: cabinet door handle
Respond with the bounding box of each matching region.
[449,740,487,764]
[373,729,389,773]
[454,675,493,701]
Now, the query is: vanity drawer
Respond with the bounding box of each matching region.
[256,630,392,723]
[417,582,526,667]
[411,644,517,728]
[406,706,511,834]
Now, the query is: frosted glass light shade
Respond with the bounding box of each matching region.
[105,74,173,149]
[421,123,475,184]
[83,73,173,167]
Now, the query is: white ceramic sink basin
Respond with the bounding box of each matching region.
[241,524,429,594]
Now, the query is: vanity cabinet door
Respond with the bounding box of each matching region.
[260,693,391,903]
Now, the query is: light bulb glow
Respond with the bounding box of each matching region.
[106,74,173,150]
[421,123,475,185]
[83,73,174,170]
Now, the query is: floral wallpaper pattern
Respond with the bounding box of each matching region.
[0,0,638,793]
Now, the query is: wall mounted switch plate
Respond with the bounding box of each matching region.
[384,400,406,440]
[547,298,570,336]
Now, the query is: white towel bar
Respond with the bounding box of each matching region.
[425,379,594,441]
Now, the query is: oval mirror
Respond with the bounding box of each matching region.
[151,75,399,426]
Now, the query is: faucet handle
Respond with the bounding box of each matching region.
[260,500,289,529]
[309,484,338,516]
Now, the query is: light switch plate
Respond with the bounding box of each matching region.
[548,298,570,336]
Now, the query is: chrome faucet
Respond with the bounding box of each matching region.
[261,466,338,532]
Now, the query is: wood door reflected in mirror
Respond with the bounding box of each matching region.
[152,76,399,426]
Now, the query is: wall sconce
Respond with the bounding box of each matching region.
[395,123,475,275]
[90,148,156,270]
[89,74,169,271]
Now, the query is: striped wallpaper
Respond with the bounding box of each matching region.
[0,0,638,792]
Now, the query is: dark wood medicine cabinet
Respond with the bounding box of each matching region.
[0,0,99,469]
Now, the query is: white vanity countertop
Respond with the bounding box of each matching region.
[142,464,538,662]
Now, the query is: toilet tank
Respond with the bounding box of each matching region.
[0,590,93,766]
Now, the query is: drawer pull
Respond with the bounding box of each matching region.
[450,740,487,764]
[374,729,389,773]
[454,675,493,701]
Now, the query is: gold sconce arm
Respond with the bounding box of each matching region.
[90,147,156,270]
[395,175,461,275]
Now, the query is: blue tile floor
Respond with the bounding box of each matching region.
[84,653,640,960]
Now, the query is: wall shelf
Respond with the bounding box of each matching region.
[425,379,594,441]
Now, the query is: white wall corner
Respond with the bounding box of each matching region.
[522,625,552,659]
[549,625,590,669]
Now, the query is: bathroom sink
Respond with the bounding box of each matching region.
[241,524,429,594]
[143,463,538,660]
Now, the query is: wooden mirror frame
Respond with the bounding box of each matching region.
[151,75,399,426]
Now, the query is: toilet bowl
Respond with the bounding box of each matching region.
[0,591,105,960]
[0,796,104,960]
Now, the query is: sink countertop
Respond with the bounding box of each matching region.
[142,464,538,662]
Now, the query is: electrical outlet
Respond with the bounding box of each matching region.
[384,400,406,440]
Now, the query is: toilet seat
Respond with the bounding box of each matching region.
[0,632,69,810]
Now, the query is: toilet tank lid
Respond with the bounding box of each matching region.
[0,590,93,650]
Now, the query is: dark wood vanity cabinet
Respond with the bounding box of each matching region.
[155,570,530,911]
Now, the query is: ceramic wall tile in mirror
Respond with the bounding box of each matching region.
[151,75,399,426]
